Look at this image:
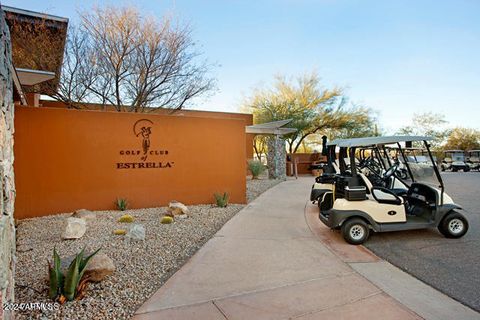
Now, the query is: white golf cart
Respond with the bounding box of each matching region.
[441,150,470,172]
[318,136,469,245]
[466,150,480,171]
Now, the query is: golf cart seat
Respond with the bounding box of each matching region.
[315,173,337,184]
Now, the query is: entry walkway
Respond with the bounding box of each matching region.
[134,178,479,320]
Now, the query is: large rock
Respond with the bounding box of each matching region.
[62,253,115,282]
[71,209,96,222]
[126,224,145,241]
[62,217,86,239]
[168,201,189,215]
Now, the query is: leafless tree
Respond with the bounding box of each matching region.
[76,5,215,112]
[10,5,215,112]
[52,26,97,108]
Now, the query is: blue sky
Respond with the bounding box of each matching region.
[4,0,480,132]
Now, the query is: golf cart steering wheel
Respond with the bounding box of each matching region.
[382,164,398,181]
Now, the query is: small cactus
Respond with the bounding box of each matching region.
[161,216,174,224]
[118,214,134,223]
[113,229,127,235]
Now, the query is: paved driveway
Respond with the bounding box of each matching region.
[365,172,480,311]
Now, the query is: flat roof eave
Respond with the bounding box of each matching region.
[1,5,68,23]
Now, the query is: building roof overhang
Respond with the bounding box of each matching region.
[2,5,68,95]
[245,119,297,136]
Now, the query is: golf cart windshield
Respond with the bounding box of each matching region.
[406,153,438,187]
[331,136,443,189]
[450,153,465,162]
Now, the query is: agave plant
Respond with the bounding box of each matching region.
[115,198,129,211]
[48,247,100,302]
[214,192,229,208]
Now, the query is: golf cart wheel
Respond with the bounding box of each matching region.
[341,218,370,245]
[439,211,469,238]
[464,167,470,172]
[452,168,458,172]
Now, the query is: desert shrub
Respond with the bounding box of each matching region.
[214,192,229,208]
[113,229,127,235]
[115,198,129,211]
[118,214,134,223]
[248,159,266,179]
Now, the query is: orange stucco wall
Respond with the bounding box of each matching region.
[38,98,255,162]
[14,107,247,219]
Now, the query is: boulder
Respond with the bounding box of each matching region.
[71,209,96,222]
[61,253,115,282]
[126,224,145,241]
[168,201,189,215]
[62,217,86,239]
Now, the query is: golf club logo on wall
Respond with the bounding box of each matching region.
[133,119,153,161]
[116,119,174,169]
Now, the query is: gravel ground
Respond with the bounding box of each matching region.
[246,175,283,202]
[13,177,282,319]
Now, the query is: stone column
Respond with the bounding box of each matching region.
[0,9,16,320]
[267,135,286,180]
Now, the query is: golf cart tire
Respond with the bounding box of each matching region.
[464,167,470,172]
[341,218,370,245]
[452,168,458,172]
[439,211,469,239]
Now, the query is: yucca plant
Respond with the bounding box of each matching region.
[248,160,266,179]
[115,198,129,211]
[214,192,229,208]
[48,247,100,303]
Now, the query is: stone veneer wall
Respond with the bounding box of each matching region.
[0,8,16,320]
[267,135,286,179]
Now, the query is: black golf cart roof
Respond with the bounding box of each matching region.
[328,135,433,148]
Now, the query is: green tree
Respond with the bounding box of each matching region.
[443,127,480,151]
[397,112,450,148]
[243,73,377,153]
[326,105,380,139]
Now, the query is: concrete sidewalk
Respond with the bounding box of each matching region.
[133,178,479,320]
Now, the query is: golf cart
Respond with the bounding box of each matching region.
[441,150,470,172]
[310,140,339,203]
[310,138,406,203]
[318,136,469,245]
[466,150,480,171]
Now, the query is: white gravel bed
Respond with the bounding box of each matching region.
[13,178,283,319]
[246,176,283,202]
